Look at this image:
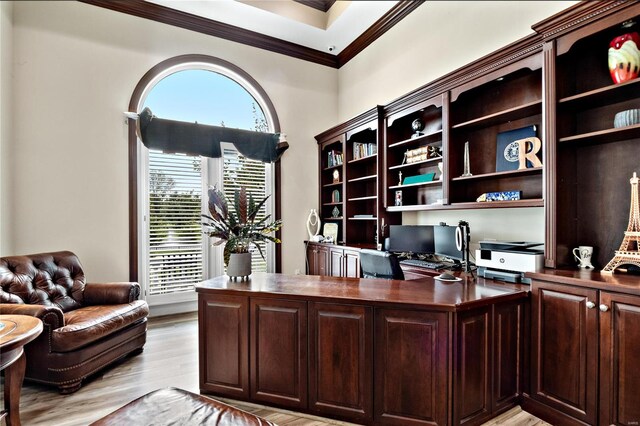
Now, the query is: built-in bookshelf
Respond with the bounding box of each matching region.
[448,60,543,207]
[547,7,640,268]
[316,107,400,247]
[319,135,345,244]
[384,94,445,211]
[315,2,640,271]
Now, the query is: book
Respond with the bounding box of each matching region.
[495,125,537,172]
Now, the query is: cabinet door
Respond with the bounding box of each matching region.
[454,307,491,426]
[329,248,344,277]
[375,309,448,426]
[306,243,316,275]
[198,294,249,399]
[599,291,640,426]
[309,302,373,422]
[316,246,329,276]
[492,300,523,414]
[344,249,360,278]
[306,244,329,276]
[250,298,307,409]
[531,281,598,425]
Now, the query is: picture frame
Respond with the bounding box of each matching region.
[323,223,338,243]
[395,190,403,206]
[496,125,538,172]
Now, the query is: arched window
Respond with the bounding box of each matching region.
[128,55,280,307]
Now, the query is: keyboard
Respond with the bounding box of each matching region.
[400,259,445,270]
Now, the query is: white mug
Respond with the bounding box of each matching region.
[573,246,594,269]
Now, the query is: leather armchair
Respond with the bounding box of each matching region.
[0,251,149,394]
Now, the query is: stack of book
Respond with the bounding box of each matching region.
[327,150,343,167]
[353,143,377,160]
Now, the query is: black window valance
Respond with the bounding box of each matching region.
[137,107,288,163]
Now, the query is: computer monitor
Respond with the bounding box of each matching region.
[387,225,435,254]
[434,225,464,262]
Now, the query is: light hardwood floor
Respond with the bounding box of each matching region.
[16,313,550,426]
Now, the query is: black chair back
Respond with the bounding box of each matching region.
[359,249,404,280]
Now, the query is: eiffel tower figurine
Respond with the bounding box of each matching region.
[601,172,640,274]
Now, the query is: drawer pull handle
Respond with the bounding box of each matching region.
[599,304,610,313]
[586,301,596,309]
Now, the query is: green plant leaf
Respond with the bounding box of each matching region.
[238,187,248,224]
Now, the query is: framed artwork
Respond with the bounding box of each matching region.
[496,125,538,172]
[323,223,338,243]
[395,190,403,206]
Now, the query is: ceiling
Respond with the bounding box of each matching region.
[145,0,399,55]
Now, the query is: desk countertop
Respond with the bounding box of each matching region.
[196,272,529,312]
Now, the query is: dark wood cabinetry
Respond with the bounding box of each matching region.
[375,309,448,426]
[385,95,446,211]
[316,107,400,248]
[250,298,307,409]
[538,3,640,268]
[198,293,249,399]
[305,242,360,278]
[314,2,640,270]
[599,291,640,426]
[198,274,528,426]
[343,248,360,278]
[526,270,640,426]
[306,243,329,276]
[309,302,373,422]
[319,135,345,244]
[454,307,492,425]
[448,59,543,208]
[530,280,598,425]
[329,247,343,277]
[492,300,524,414]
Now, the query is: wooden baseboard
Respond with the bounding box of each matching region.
[521,396,589,426]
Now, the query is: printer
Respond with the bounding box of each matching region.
[475,241,544,284]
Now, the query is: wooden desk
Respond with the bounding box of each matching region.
[197,273,528,425]
[0,315,43,426]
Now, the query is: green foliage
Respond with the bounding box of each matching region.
[149,169,201,246]
[202,186,282,266]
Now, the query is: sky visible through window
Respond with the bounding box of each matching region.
[143,69,265,129]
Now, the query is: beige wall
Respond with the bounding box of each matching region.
[337,1,577,244]
[10,1,337,280]
[0,1,12,256]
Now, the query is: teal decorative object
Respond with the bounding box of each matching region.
[403,173,435,185]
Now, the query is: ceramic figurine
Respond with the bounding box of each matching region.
[608,31,640,84]
[411,119,424,138]
[461,142,473,177]
[306,209,320,239]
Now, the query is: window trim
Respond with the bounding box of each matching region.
[128,54,282,283]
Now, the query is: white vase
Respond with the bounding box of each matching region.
[227,253,252,280]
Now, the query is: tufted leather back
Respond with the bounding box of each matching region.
[0,251,86,311]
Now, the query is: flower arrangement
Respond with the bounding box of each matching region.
[202,186,282,267]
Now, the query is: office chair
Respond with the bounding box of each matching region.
[359,249,404,280]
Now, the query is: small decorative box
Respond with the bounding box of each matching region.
[476,191,522,202]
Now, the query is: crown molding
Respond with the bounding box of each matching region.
[293,0,336,13]
[315,106,382,143]
[79,0,338,68]
[79,0,422,69]
[337,1,425,68]
[384,32,544,117]
[532,0,635,39]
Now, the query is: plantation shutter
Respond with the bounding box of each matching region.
[148,150,204,295]
[222,146,268,272]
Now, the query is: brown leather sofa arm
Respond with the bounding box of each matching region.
[83,282,141,305]
[0,303,64,329]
